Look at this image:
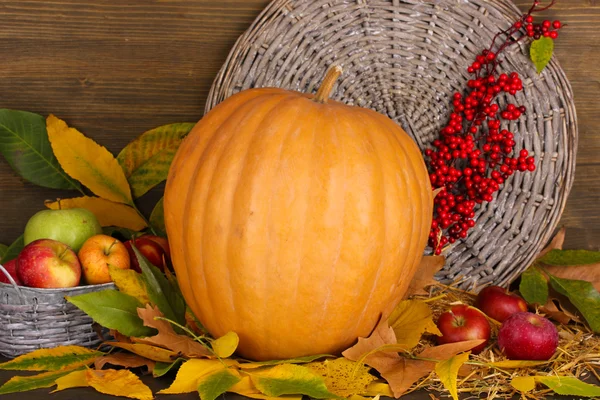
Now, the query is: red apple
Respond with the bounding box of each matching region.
[124,236,166,272]
[142,235,170,260]
[497,312,558,360]
[78,234,131,285]
[475,285,528,322]
[436,304,491,354]
[17,239,81,288]
[0,259,23,285]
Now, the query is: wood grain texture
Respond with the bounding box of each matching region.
[0,0,598,254]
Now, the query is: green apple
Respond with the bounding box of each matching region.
[24,208,102,252]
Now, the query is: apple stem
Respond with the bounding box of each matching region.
[58,246,70,259]
[57,199,62,210]
[105,239,118,255]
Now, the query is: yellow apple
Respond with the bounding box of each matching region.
[78,234,130,285]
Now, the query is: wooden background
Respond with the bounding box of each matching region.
[1,0,599,252]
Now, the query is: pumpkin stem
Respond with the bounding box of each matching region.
[314,65,342,103]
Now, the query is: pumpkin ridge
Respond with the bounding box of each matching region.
[346,108,390,338]
[191,92,290,333]
[372,108,432,310]
[313,107,347,340]
[168,92,270,319]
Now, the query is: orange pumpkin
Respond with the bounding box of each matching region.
[164,67,433,361]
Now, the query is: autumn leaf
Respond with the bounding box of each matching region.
[198,368,242,400]
[150,196,166,235]
[246,364,341,399]
[67,290,154,337]
[107,342,177,363]
[52,370,88,392]
[229,376,304,400]
[239,354,333,369]
[387,299,442,348]
[486,360,549,369]
[86,369,153,400]
[0,109,81,190]
[94,352,155,372]
[117,122,194,198]
[0,345,102,371]
[134,247,186,326]
[46,114,133,205]
[109,265,150,305]
[364,381,394,397]
[519,266,549,305]
[153,358,185,378]
[535,375,600,397]
[305,358,376,397]
[511,376,536,392]
[536,227,565,259]
[435,352,471,400]
[45,196,147,231]
[211,331,239,358]
[404,255,445,298]
[159,358,236,394]
[0,369,79,394]
[546,273,600,332]
[134,304,212,358]
[539,297,582,325]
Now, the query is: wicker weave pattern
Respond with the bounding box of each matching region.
[0,265,114,357]
[206,0,577,289]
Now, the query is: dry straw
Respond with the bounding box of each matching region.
[0,264,114,358]
[206,0,577,290]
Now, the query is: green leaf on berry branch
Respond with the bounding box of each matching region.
[519,266,549,305]
[530,36,554,73]
[0,109,82,191]
[546,273,600,333]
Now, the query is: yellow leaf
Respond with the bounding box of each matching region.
[404,255,445,298]
[107,342,177,363]
[387,300,442,348]
[45,196,146,231]
[229,377,302,400]
[434,352,471,400]
[305,358,376,397]
[46,115,133,205]
[86,369,153,400]
[52,370,88,392]
[487,360,549,369]
[0,345,102,371]
[159,358,235,394]
[364,381,394,397]
[511,376,536,392]
[108,265,150,304]
[212,331,239,358]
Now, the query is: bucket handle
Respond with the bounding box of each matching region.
[0,264,27,305]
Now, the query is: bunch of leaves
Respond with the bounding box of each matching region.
[0,109,194,263]
[519,228,600,333]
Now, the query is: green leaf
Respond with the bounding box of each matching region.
[539,249,600,266]
[520,266,549,305]
[435,352,471,400]
[248,364,341,399]
[0,369,78,394]
[197,369,241,400]
[0,244,7,260]
[536,376,600,397]
[102,226,141,242]
[0,109,81,190]
[133,246,186,327]
[0,235,24,264]
[0,346,102,371]
[547,274,600,333]
[149,197,166,236]
[67,290,155,337]
[117,123,194,198]
[530,36,554,73]
[153,358,185,378]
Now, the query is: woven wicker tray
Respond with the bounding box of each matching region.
[206,0,577,289]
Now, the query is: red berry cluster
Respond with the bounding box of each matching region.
[425,0,560,255]
[521,16,562,40]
